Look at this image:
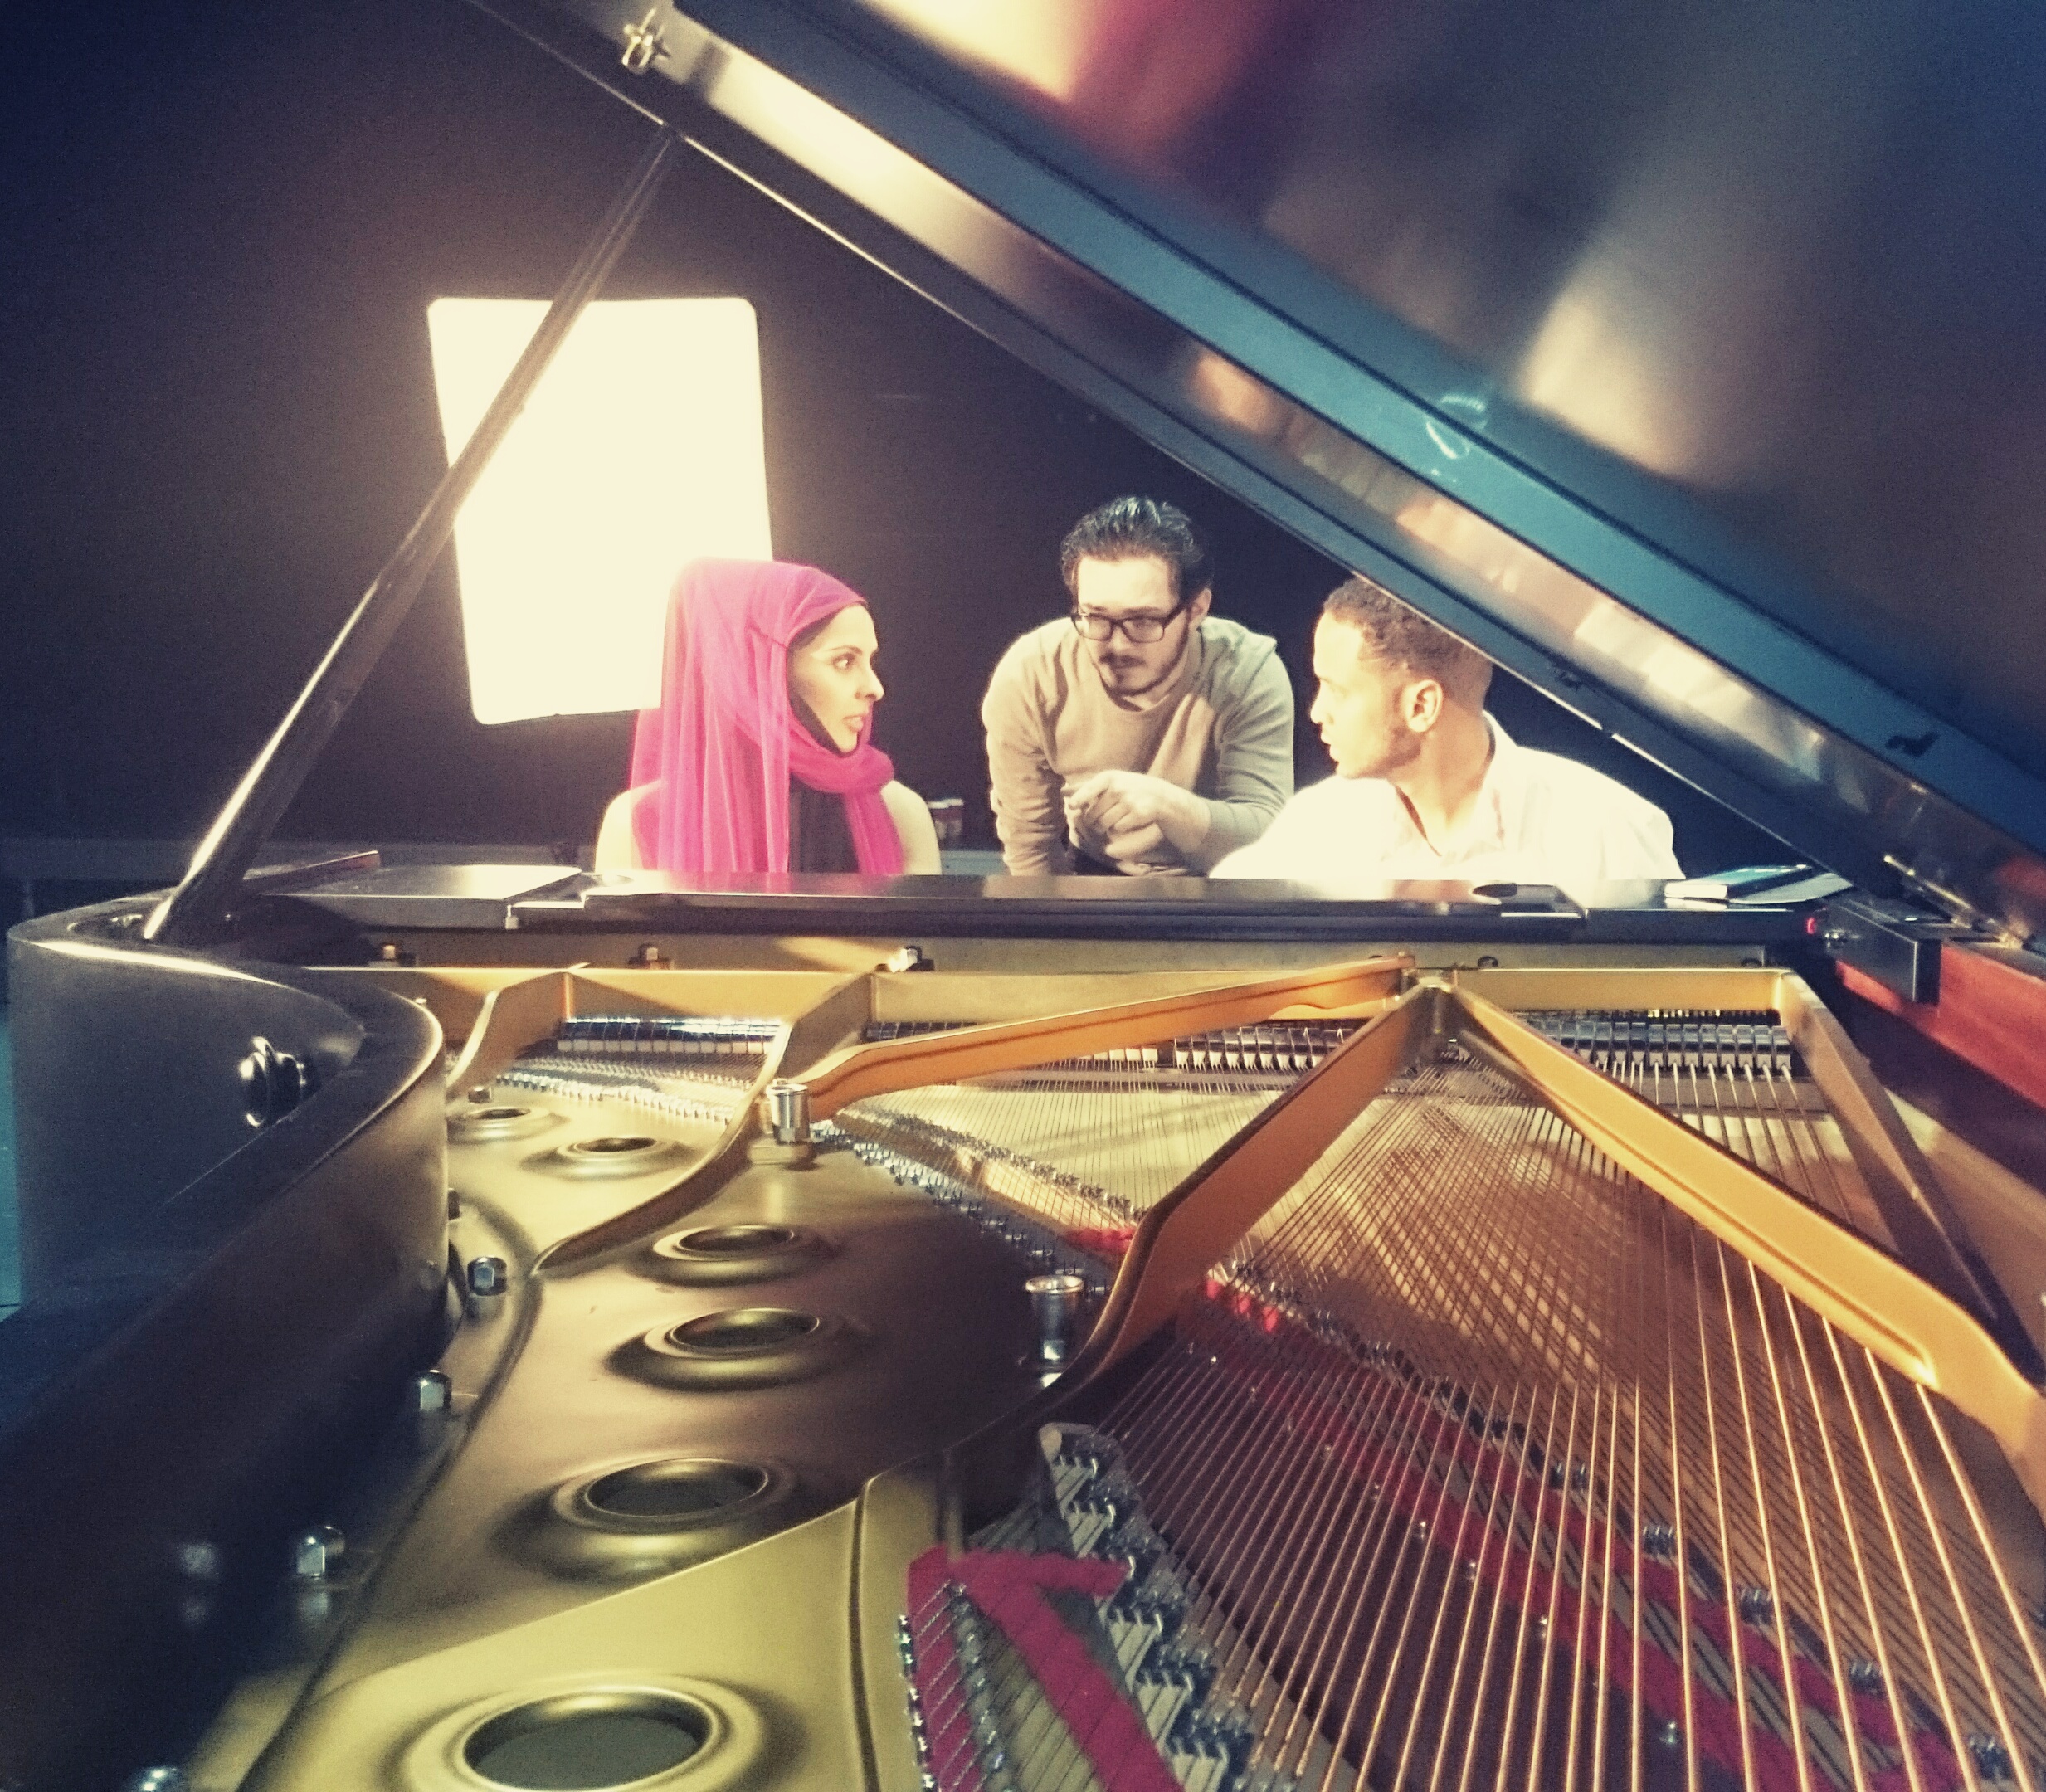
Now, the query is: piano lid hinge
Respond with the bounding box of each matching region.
[619,7,665,75]
[617,6,722,90]
[1884,855,2029,948]
[1819,894,1956,1006]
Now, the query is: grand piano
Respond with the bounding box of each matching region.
[10,2,2046,1788]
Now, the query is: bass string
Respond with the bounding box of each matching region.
[1186,1079,1579,1775]
[1736,1253,1882,1792]
[1912,1378,2046,1791]
[1677,1200,2019,1787]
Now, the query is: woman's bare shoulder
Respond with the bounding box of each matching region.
[880,781,941,874]
[593,781,660,873]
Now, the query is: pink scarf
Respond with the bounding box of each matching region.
[626,559,905,875]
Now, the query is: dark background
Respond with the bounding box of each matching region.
[0,0,1772,928]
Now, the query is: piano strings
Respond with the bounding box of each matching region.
[904,1034,2046,1790]
[1522,1012,1881,1241]
[495,1013,783,1128]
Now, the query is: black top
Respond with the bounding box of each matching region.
[788,779,860,874]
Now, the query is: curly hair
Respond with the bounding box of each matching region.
[1322,575,1492,704]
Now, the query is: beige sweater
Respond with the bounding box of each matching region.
[982,616,1294,874]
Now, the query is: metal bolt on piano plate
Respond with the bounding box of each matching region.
[1111,1528,1163,1584]
[465,1254,509,1298]
[618,7,665,72]
[290,1525,344,1581]
[1170,1706,1254,1779]
[1048,1429,1104,1474]
[1065,1444,1105,1479]
[119,1770,188,1792]
[1026,1273,1087,1366]
[1111,1584,1186,1641]
[764,1079,811,1144]
[1143,1639,1207,1688]
[1075,1493,1123,1539]
[411,1369,451,1414]
[1968,1735,2016,1780]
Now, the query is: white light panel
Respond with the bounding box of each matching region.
[427,297,773,723]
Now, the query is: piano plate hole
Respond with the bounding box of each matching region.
[680,1224,796,1254]
[527,1458,799,1575]
[669,1308,821,1354]
[463,1690,710,1788]
[645,1222,832,1287]
[531,1132,691,1179]
[621,1307,854,1388]
[449,1103,563,1143]
[586,1459,771,1522]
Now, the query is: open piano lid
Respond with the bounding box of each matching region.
[493,0,2046,941]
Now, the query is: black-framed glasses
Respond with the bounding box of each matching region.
[1069,601,1185,644]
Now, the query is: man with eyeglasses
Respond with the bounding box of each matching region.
[982,496,1293,874]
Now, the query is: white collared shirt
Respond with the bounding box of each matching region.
[1210,718,1680,896]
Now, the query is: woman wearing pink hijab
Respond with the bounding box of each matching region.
[594,559,939,875]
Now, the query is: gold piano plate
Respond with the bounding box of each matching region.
[167,957,2046,1791]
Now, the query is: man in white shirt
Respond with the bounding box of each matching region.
[1211,576,1681,894]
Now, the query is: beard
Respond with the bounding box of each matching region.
[1333,718,1422,781]
[1093,650,1178,699]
